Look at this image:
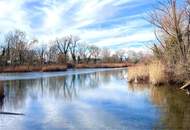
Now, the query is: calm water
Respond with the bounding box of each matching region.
[0,68,190,130]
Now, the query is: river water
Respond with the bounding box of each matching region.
[0,68,189,130]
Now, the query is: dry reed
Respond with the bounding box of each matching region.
[127,60,166,85]
[75,63,129,68]
[0,64,67,73]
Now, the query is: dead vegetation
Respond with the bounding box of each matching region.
[0,64,67,73]
[75,63,129,69]
[128,60,166,85]
[149,0,190,83]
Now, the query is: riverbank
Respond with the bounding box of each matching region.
[127,60,190,93]
[75,63,130,69]
[0,63,129,73]
[0,64,67,73]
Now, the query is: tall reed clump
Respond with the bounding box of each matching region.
[127,64,149,83]
[128,60,166,85]
[148,61,166,85]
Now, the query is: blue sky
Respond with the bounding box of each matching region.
[0,0,158,52]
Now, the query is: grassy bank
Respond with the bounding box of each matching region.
[75,63,129,69]
[0,64,67,73]
[128,61,166,85]
[0,63,129,73]
[127,60,190,91]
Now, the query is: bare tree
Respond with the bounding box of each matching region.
[77,43,89,63]
[116,49,126,62]
[101,48,111,63]
[148,0,190,81]
[36,44,47,65]
[127,50,143,63]
[47,44,59,64]
[69,35,80,64]
[4,30,29,65]
[56,36,71,63]
[88,45,101,63]
[25,39,38,66]
[86,45,94,63]
[149,0,187,63]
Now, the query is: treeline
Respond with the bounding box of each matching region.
[149,0,190,82]
[0,30,130,67]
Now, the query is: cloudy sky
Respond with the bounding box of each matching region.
[0,0,157,52]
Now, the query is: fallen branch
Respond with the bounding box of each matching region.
[180,81,190,90]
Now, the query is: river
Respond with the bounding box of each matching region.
[0,68,190,130]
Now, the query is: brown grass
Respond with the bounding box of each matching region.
[148,61,165,85]
[75,63,129,68]
[41,65,67,72]
[0,63,129,73]
[128,60,166,85]
[128,64,149,83]
[0,64,67,73]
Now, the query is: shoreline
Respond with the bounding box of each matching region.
[0,63,130,73]
[0,64,67,73]
[127,62,190,93]
[75,63,130,69]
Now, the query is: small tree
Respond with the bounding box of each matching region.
[69,35,80,64]
[48,44,59,64]
[56,36,71,63]
[89,45,101,63]
[101,48,111,63]
[4,30,29,65]
[77,43,88,63]
[116,49,126,62]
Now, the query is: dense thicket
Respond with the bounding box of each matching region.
[149,0,190,82]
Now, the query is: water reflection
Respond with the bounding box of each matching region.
[0,69,189,130]
[0,70,126,111]
[128,83,190,130]
[0,82,5,110]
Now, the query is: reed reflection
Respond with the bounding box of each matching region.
[128,83,190,130]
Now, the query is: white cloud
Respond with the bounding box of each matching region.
[0,0,156,52]
[90,30,154,47]
[0,0,30,33]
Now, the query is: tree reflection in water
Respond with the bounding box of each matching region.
[0,70,126,111]
[0,82,5,111]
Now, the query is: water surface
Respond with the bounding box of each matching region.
[0,68,190,130]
